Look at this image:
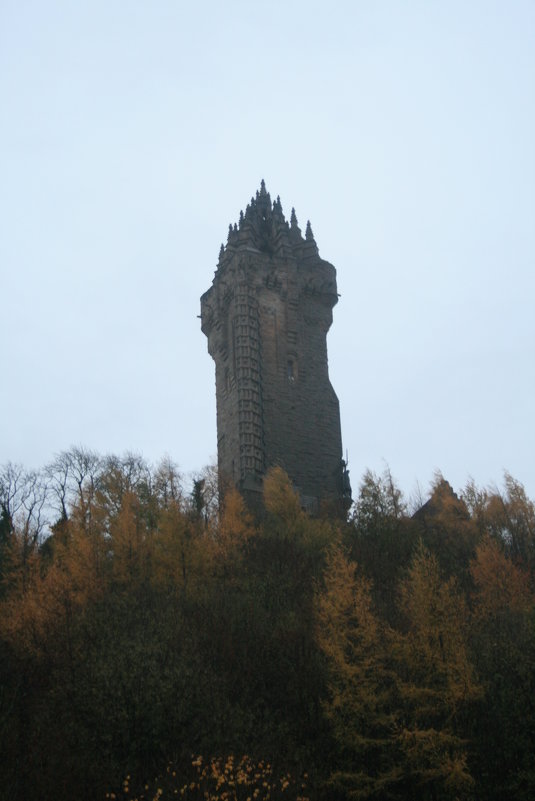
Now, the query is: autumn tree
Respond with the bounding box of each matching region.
[189,468,334,760]
[0,463,48,591]
[413,474,480,590]
[317,544,400,799]
[1,454,534,801]
[470,473,535,572]
[46,447,103,532]
[468,536,535,800]
[317,539,482,800]
[393,543,481,800]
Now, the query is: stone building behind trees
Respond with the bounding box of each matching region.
[201,181,350,514]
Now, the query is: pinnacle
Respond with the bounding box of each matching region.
[218,185,320,264]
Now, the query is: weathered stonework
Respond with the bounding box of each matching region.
[201,181,350,514]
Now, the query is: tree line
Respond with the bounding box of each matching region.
[1,449,534,801]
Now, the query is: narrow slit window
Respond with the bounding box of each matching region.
[287,357,297,382]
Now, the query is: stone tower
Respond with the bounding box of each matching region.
[200,181,350,514]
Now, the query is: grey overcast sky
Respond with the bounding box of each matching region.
[1,0,534,501]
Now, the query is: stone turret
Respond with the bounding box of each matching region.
[201,182,350,514]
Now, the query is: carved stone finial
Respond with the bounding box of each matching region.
[305,220,315,241]
[289,207,303,242]
[260,178,266,194]
[239,210,244,226]
[227,223,239,246]
[218,243,225,262]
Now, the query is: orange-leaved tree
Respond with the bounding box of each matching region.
[317,543,401,799]
[393,542,481,800]
[468,535,535,800]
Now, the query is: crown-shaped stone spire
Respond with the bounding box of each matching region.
[215,182,319,268]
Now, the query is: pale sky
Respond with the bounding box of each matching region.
[1,0,534,502]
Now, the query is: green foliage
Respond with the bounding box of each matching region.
[348,468,418,623]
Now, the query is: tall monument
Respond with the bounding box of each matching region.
[200,181,350,514]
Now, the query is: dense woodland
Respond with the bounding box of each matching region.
[1,449,534,801]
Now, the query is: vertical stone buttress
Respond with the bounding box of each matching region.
[201,182,350,514]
